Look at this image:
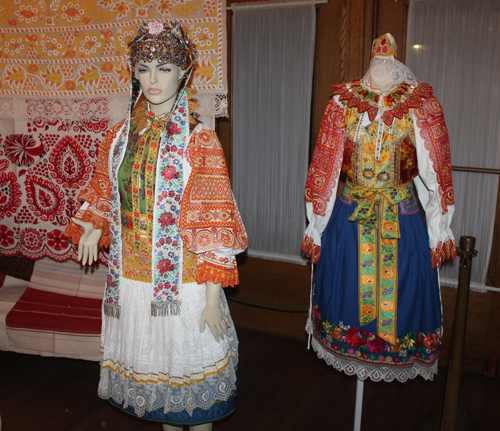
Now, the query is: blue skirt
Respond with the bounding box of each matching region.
[309,194,441,382]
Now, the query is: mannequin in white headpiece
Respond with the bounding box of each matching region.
[302,32,456,431]
[72,61,230,351]
[303,32,456,383]
[67,20,247,431]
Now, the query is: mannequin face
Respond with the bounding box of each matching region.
[135,59,185,116]
[369,55,395,92]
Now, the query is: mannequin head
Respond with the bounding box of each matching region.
[369,55,396,92]
[135,60,185,115]
[368,34,398,92]
[363,33,416,92]
[129,20,197,115]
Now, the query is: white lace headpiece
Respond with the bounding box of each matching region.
[362,33,417,88]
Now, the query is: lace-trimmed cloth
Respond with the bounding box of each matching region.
[362,56,417,90]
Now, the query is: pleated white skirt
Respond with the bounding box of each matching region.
[97,276,239,420]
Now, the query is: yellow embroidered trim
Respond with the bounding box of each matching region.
[344,181,412,344]
[101,352,233,386]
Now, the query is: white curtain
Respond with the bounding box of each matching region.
[407,0,500,290]
[232,4,316,264]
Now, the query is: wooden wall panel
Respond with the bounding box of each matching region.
[312,1,343,141]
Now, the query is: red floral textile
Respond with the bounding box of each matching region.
[302,98,345,263]
[413,97,455,215]
[431,239,457,269]
[301,235,321,265]
[0,99,111,261]
[64,120,124,250]
[333,80,434,126]
[304,98,345,218]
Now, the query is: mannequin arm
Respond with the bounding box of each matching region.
[71,217,102,266]
[200,281,229,343]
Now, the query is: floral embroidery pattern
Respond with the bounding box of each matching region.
[47,229,70,251]
[431,239,457,270]
[413,97,455,215]
[345,108,416,189]
[0,225,15,248]
[179,128,247,254]
[0,100,110,261]
[19,227,44,252]
[0,1,227,96]
[344,181,413,344]
[196,252,239,288]
[333,80,433,126]
[304,98,345,218]
[2,134,45,167]
[0,172,23,219]
[311,302,440,369]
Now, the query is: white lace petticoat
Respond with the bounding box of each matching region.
[98,276,239,418]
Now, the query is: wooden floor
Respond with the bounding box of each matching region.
[1,328,499,431]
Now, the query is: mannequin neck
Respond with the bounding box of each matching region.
[369,77,393,93]
[148,94,177,117]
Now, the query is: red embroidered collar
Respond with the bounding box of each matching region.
[332,79,433,126]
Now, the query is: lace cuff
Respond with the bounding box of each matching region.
[64,204,111,249]
[430,238,456,269]
[196,252,239,287]
[302,225,321,264]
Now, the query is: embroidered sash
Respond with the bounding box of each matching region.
[105,91,190,318]
[343,180,413,345]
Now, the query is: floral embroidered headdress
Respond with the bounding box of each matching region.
[128,20,197,108]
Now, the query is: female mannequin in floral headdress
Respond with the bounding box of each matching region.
[302,34,456,384]
[66,20,247,431]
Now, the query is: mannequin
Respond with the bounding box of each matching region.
[367,56,395,92]
[303,34,456,383]
[366,34,399,92]
[66,20,247,430]
[72,58,230,346]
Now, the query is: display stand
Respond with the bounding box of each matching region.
[354,378,364,431]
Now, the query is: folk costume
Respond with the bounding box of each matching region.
[302,34,456,382]
[65,20,247,425]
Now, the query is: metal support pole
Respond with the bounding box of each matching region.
[441,236,477,431]
[353,377,364,431]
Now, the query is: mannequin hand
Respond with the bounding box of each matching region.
[200,281,230,343]
[71,217,102,266]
